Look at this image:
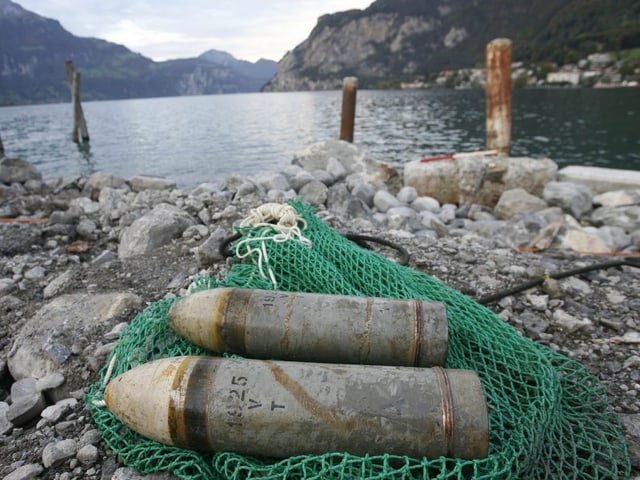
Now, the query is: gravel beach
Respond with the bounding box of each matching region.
[1,141,639,479]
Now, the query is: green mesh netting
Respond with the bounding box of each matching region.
[86,200,630,479]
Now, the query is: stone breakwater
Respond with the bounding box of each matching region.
[0,140,639,479]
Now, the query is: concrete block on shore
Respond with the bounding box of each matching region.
[558,166,640,194]
[404,156,557,207]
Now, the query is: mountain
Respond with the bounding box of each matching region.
[0,0,277,105]
[263,0,640,91]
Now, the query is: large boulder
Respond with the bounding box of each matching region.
[0,158,42,184]
[494,188,548,220]
[404,156,557,207]
[7,293,142,400]
[118,203,196,258]
[591,205,640,233]
[293,140,398,186]
[543,181,593,219]
[558,166,640,194]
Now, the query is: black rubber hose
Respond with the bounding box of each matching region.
[477,256,640,305]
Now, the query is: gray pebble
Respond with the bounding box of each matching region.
[42,438,78,468]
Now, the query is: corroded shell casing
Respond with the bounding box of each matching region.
[104,356,488,459]
[168,288,448,367]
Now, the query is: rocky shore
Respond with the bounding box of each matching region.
[1,140,639,479]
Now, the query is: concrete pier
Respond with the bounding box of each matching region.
[558,166,640,194]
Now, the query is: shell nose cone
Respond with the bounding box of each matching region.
[104,356,190,446]
[168,290,229,352]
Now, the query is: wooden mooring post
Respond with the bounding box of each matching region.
[339,77,358,142]
[485,38,512,155]
[65,61,90,143]
[0,132,5,157]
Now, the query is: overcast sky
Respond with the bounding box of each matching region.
[15,0,373,62]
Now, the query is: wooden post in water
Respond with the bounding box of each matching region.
[65,61,90,143]
[0,132,4,157]
[485,38,512,155]
[339,77,358,142]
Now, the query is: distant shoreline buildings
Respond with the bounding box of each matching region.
[401,52,640,90]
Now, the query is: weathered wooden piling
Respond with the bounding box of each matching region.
[339,77,358,142]
[485,38,512,155]
[65,61,90,143]
[0,132,4,157]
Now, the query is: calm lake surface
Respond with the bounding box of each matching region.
[1,88,638,188]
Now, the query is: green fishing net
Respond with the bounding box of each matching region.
[86,200,630,479]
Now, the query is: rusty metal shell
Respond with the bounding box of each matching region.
[104,356,488,459]
[169,288,448,367]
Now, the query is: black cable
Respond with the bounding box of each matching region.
[477,256,640,305]
[343,233,410,266]
[219,231,410,265]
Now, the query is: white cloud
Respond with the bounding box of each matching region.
[15,0,373,62]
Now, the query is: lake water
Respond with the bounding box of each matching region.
[0,88,638,188]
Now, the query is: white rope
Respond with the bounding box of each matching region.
[91,353,118,407]
[235,203,312,288]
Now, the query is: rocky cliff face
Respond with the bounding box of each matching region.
[263,0,640,91]
[263,10,446,91]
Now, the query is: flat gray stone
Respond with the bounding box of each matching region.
[2,463,44,480]
[494,188,548,220]
[8,391,46,426]
[558,166,640,194]
[129,175,176,192]
[118,203,196,258]
[42,439,77,468]
[7,292,142,400]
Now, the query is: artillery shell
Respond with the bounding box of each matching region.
[104,356,488,459]
[168,288,448,367]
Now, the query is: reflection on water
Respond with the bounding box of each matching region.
[75,141,95,177]
[0,89,638,188]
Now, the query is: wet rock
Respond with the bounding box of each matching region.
[118,203,196,258]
